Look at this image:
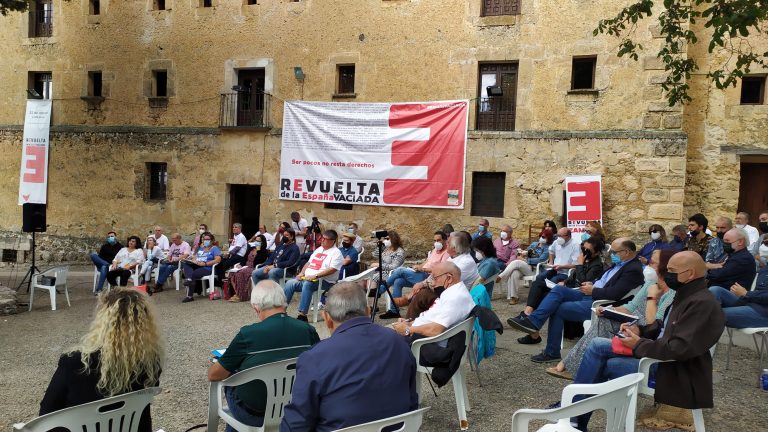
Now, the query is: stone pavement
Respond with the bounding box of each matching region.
[0,267,766,431]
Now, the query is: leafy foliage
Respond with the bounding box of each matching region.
[595,0,768,105]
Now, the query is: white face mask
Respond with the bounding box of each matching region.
[736,224,746,229]
[383,239,392,248]
[500,231,509,240]
[474,251,485,260]
[556,237,566,246]
[760,244,768,259]
[539,237,547,244]
[650,232,661,241]
[643,266,658,284]
[434,241,444,251]
[199,229,205,234]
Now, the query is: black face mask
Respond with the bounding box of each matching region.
[723,242,735,255]
[716,231,725,240]
[341,242,351,248]
[760,222,768,234]
[282,237,290,244]
[663,271,686,291]
[581,247,591,258]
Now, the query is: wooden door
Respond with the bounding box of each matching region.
[738,162,768,220]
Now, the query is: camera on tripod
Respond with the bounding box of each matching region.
[310,216,322,234]
[372,230,388,240]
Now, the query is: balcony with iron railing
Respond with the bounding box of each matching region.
[219,91,271,129]
[476,97,516,131]
[28,7,53,38]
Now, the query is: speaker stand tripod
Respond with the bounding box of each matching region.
[16,231,41,293]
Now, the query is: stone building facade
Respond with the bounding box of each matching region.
[0,0,765,260]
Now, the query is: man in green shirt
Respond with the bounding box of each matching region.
[208,280,320,430]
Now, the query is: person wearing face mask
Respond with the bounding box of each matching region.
[346,222,364,253]
[228,234,271,303]
[562,251,725,431]
[337,232,360,279]
[521,228,581,318]
[546,249,676,380]
[508,238,644,363]
[734,211,760,252]
[705,216,733,265]
[368,230,406,302]
[192,223,208,252]
[380,231,450,319]
[256,224,275,251]
[751,211,768,258]
[497,228,555,306]
[637,224,671,265]
[251,228,301,285]
[493,224,520,267]
[705,228,756,289]
[154,233,190,293]
[471,236,501,297]
[471,218,493,240]
[89,231,124,293]
[181,232,222,303]
[669,224,687,252]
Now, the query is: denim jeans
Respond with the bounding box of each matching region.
[224,386,264,432]
[90,253,110,292]
[383,267,429,312]
[284,278,332,314]
[528,285,592,357]
[156,262,177,285]
[709,286,768,328]
[251,266,285,285]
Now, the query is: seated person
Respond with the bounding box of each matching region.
[346,222,364,253]
[471,236,501,297]
[256,224,275,251]
[145,226,170,252]
[251,228,300,284]
[637,224,670,264]
[669,224,687,252]
[139,236,163,290]
[547,249,676,379]
[709,243,768,328]
[706,216,733,264]
[471,218,493,240]
[106,236,145,287]
[154,233,191,292]
[217,223,249,280]
[368,230,406,294]
[228,235,271,303]
[685,213,713,260]
[497,228,555,305]
[391,262,475,338]
[281,282,417,431]
[284,230,344,322]
[380,231,449,319]
[567,252,725,431]
[208,280,320,430]
[337,232,360,280]
[181,232,222,303]
[706,228,756,288]
[524,228,581,316]
[508,238,644,363]
[494,224,521,268]
[39,289,162,432]
[89,231,123,293]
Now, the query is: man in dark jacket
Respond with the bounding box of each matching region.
[89,231,123,293]
[709,263,768,328]
[508,238,644,362]
[706,228,756,288]
[251,228,301,284]
[570,251,725,430]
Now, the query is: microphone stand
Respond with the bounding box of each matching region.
[370,239,396,323]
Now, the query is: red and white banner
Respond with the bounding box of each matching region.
[565,175,603,234]
[279,100,468,208]
[18,99,52,205]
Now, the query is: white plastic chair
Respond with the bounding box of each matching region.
[29,266,70,311]
[510,373,644,432]
[637,358,706,431]
[583,285,644,333]
[201,262,220,297]
[207,358,298,432]
[13,387,161,431]
[411,317,475,430]
[115,266,140,288]
[333,407,430,432]
[173,260,183,290]
[92,265,112,293]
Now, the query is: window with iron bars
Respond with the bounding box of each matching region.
[481,0,520,17]
[147,163,167,201]
[29,0,53,37]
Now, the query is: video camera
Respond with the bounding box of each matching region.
[372,230,388,240]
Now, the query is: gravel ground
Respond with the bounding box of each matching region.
[1,267,766,431]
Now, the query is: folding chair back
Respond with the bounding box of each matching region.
[333,407,430,432]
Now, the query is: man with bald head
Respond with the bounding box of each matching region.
[706,228,756,288]
[568,251,725,429]
[391,262,475,339]
[509,237,644,363]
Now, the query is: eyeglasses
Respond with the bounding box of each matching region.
[432,272,451,282]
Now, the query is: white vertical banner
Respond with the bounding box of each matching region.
[565,174,603,235]
[18,99,52,205]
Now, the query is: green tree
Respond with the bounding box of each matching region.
[1,0,29,15]
[595,0,768,105]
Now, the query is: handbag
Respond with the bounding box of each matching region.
[610,335,634,356]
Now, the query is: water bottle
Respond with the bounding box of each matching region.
[762,369,768,392]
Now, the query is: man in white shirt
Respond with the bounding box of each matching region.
[447,232,480,288]
[391,262,473,338]
[347,222,364,253]
[735,211,760,251]
[284,230,344,322]
[291,211,309,251]
[524,228,580,317]
[146,226,170,252]
[258,224,276,251]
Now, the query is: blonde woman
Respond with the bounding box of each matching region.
[39,289,164,432]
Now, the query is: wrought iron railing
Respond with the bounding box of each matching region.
[476,97,516,131]
[29,7,53,38]
[219,91,271,128]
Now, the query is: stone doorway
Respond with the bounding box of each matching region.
[229,184,261,239]
[738,156,768,220]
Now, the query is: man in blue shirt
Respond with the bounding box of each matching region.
[251,229,301,284]
[508,238,645,363]
[281,282,418,432]
[471,218,492,240]
[337,232,360,279]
